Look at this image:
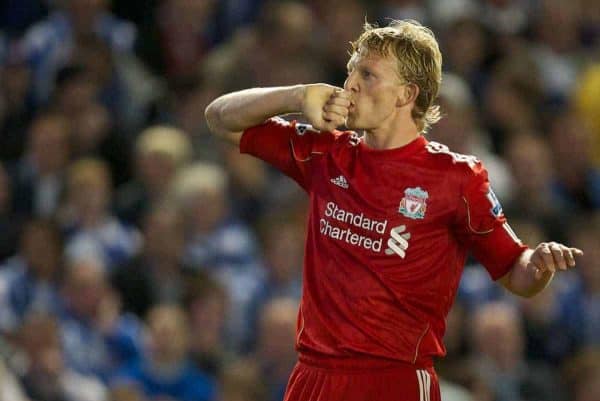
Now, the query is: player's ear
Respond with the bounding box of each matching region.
[396,84,419,107]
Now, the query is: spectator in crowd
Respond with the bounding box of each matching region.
[59,257,143,381]
[311,0,365,84]
[519,278,573,364]
[70,34,162,134]
[20,0,136,105]
[172,162,265,349]
[0,2,597,400]
[549,110,600,212]
[61,158,140,270]
[219,140,269,224]
[255,298,298,401]
[17,313,107,401]
[219,358,266,401]
[154,0,220,80]
[558,216,600,349]
[437,301,475,401]
[470,302,566,401]
[0,163,21,260]
[430,72,514,201]
[575,63,600,163]
[0,55,33,162]
[108,385,146,401]
[0,0,47,36]
[249,1,326,87]
[0,219,63,334]
[11,112,70,218]
[481,57,543,152]
[479,0,531,35]
[113,304,217,401]
[155,74,224,163]
[50,64,99,122]
[112,204,189,318]
[531,0,582,100]
[374,0,428,24]
[0,355,29,401]
[246,210,303,348]
[504,133,562,227]
[70,101,131,187]
[564,348,600,401]
[203,1,326,91]
[510,219,575,363]
[185,272,230,377]
[439,15,490,98]
[116,125,192,226]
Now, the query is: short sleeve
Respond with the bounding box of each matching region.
[454,161,528,280]
[240,117,337,191]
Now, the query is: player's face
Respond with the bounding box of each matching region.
[343,50,404,130]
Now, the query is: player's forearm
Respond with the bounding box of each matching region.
[205,85,305,139]
[503,249,554,298]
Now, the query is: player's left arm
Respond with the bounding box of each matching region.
[454,157,584,298]
[499,243,583,298]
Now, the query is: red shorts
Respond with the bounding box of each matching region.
[283,354,440,401]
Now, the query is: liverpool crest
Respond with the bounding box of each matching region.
[399,187,429,219]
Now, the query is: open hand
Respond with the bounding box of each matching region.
[529,242,583,279]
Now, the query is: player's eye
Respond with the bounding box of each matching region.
[361,69,373,79]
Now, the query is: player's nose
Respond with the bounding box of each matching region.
[344,72,358,93]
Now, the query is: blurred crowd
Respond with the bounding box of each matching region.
[0,0,599,400]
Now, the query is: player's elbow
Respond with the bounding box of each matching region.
[204,100,243,146]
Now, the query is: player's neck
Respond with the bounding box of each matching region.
[364,117,420,150]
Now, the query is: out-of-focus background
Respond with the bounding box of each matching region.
[0,0,598,400]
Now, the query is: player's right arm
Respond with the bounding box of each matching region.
[204,84,351,145]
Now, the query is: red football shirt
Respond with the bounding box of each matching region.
[241,118,527,365]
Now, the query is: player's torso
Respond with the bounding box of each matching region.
[297,136,473,361]
[308,138,466,288]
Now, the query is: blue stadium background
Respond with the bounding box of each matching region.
[0,1,598,400]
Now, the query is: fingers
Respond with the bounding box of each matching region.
[563,247,576,267]
[321,90,351,129]
[571,248,584,256]
[323,104,348,119]
[532,242,584,278]
[528,261,544,280]
[538,243,556,274]
[332,88,352,102]
[549,242,566,270]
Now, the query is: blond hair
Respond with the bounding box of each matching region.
[170,162,227,207]
[136,126,192,168]
[68,158,111,192]
[351,20,443,133]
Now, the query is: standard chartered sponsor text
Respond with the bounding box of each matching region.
[320,202,388,252]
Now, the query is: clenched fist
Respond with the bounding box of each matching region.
[301,84,352,132]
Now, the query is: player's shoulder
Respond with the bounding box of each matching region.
[423,141,485,177]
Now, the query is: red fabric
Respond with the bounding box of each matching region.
[284,358,441,401]
[241,119,527,365]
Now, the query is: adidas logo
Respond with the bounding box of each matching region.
[330,175,349,189]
